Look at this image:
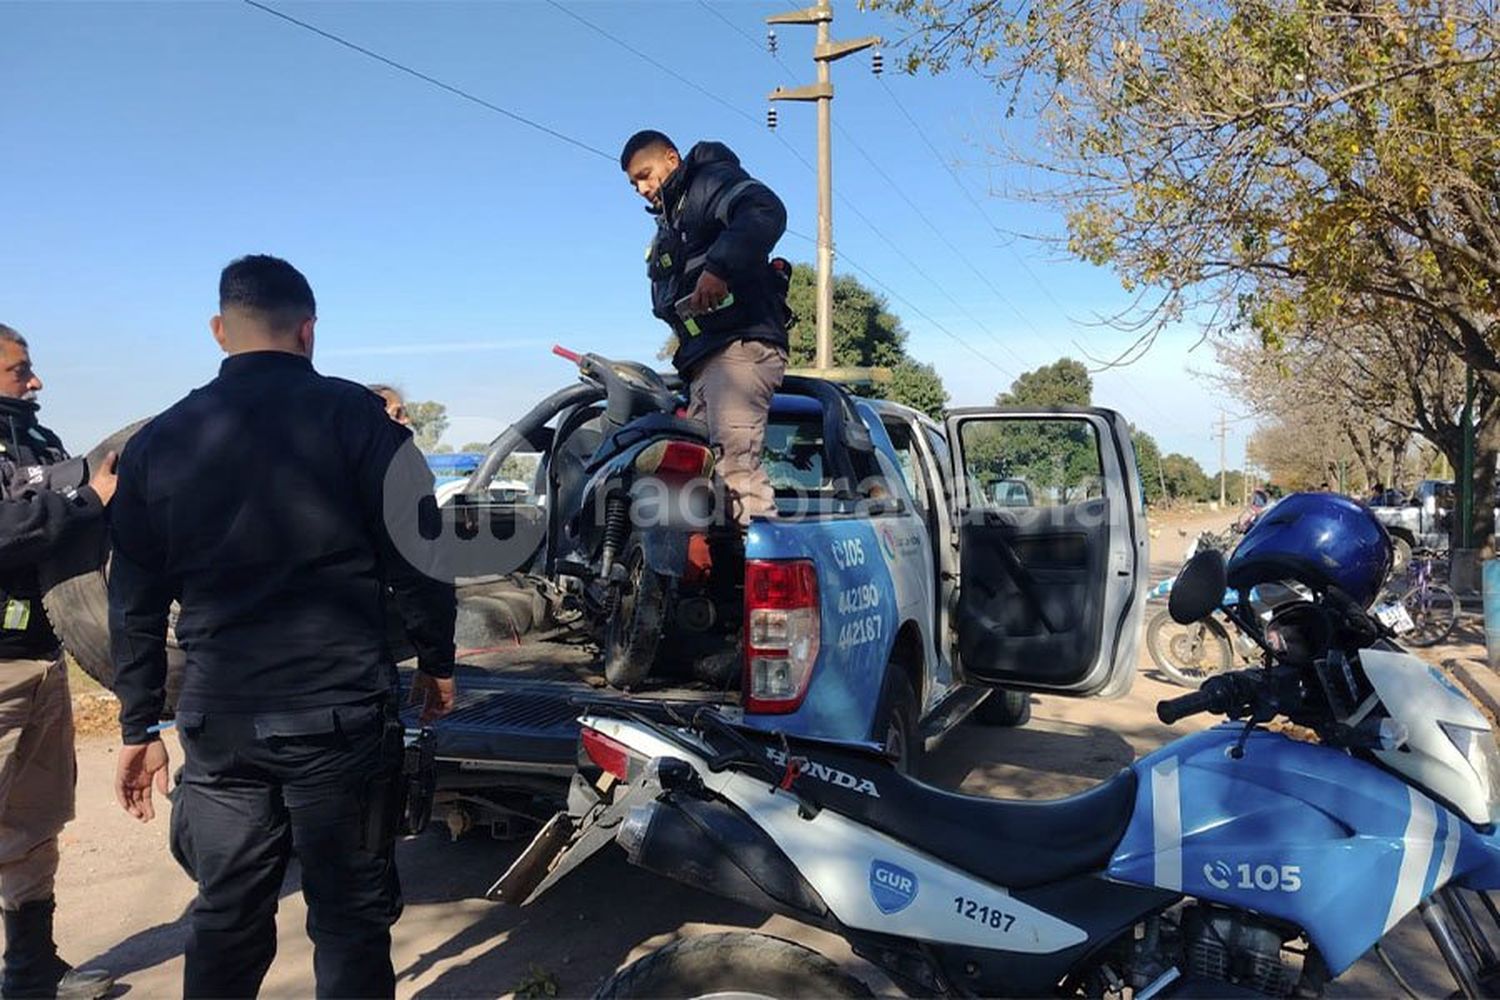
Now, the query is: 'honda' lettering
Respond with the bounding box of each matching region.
[764,747,881,798]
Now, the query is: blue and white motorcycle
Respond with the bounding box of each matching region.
[496,494,1500,997]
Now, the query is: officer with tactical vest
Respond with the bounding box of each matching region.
[620,130,790,528]
[0,324,115,999]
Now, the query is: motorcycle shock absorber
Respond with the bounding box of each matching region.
[600,492,630,583]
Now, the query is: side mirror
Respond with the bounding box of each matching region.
[1170,549,1228,625]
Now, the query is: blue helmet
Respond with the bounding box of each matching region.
[1226,492,1393,607]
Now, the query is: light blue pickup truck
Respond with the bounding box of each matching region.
[419,371,1149,836]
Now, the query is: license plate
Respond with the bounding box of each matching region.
[1375,602,1416,634]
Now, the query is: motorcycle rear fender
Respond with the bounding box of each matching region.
[636,524,690,579]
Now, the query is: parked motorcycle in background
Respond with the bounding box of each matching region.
[1145,528,1306,689]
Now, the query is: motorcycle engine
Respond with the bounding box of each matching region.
[1180,905,1296,996]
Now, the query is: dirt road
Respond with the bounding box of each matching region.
[55,510,1474,996]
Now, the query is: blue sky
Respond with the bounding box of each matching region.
[1,0,1242,472]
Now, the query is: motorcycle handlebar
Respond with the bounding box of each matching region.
[552,344,583,364]
[1156,670,1264,725]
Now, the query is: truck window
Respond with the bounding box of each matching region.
[881,418,931,517]
[958,418,1105,507]
[763,416,828,495]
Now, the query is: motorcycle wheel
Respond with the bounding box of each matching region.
[602,538,666,689]
[1146,608,1234,689]
[1400,583,1460,647]
[594,932,871,1000]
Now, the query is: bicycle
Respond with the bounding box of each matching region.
[1374,548,1460,647]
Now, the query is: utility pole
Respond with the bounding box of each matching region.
[1215,410,1229,508]
[766,0,878,372]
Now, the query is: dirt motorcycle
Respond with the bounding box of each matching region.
[496,544,1500,998]
[540,346,736,690]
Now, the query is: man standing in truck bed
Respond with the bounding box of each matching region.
[620,130,790,528]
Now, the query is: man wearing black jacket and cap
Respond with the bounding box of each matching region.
[109,255,457,998]
[0,325,115,1000]
[622,131,789,528]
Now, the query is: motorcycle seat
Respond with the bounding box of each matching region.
[771,739,1137,890]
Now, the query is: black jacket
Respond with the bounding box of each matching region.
[0,398,104,660]
[109,352,456,745]
[648,141,790,374]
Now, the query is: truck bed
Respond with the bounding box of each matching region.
[398,626,739,773]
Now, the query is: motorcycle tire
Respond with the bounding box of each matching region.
[973,688,1031,728]
[594,932,871,1000]
[602,538,666,690]
[1399,583,1460,648]
[1146,608,1234,689]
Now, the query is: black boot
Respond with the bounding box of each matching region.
[1,899,114,999]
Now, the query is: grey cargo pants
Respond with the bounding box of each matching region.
[685,339,788,529]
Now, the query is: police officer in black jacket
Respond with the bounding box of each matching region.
[109,255,457,999]
[622,131,790,527]
[0,325,115,1000]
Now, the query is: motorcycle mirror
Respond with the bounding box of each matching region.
[1170,549,1228,625]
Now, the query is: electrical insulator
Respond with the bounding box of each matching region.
[872,49,884,75]
[766,107,778,130]
[767,28,778,54]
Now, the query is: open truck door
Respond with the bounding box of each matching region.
[945,407,1147,698]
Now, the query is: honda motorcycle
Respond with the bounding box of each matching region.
[496,494,1500,998]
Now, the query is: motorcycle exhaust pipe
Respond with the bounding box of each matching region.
[615,796,833,929]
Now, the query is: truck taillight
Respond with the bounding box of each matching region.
[635,440,714,482]
[580,726,635,781]
[744,559,820,714]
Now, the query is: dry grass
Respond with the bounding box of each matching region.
[65,654,118,738]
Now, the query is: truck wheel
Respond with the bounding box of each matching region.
[603,538,665,689]
[594,932,871,1000]
[973,688,1031,727]
[879,668,922,774]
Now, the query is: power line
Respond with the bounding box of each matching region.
[875,75,1173,422]
[241,0,615,162]
[830,121,1033,370]
[784,229,1016,379]
[550,0,1011,377]
[245,0,1012,383]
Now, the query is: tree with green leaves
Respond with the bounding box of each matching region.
[874,0,1500,533]
[406,401,448,453]
[995,358,1093,408]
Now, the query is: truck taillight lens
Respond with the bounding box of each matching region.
[580,726,634,781]
[635,440,714,482]
[744,559,820,714]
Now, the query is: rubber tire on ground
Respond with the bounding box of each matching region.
[594,932,871,1000]
[973,687,1031,727]
[1145,607,1234,690]
[879,667,922,775]
[603,539,666,690]
[1399,583,1460,648]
